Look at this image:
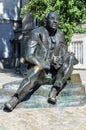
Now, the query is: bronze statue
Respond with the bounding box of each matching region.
[4,12,78,111]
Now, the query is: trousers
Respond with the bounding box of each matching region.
[14,53,74,102]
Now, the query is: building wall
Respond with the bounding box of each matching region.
[0,0,21,20]
[0,0,36,59]
[68,33,86,69]
[0,0,21,58]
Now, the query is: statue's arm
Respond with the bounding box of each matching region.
[59,31,78,65]
[25,40,41,64]
[25,31,50,69]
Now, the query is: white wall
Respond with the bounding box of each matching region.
[68,33,86,69]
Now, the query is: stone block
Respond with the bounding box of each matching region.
[71,73,82,83]
[1,76,86,109]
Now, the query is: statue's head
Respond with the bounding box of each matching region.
[45,12,60,30]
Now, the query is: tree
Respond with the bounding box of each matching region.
[21,0,86,43]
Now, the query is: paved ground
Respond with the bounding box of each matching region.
[0,69,23,88]
[0,106,86,130]
[0,68,86,130]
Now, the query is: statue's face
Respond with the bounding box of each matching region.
[47,12,59,30]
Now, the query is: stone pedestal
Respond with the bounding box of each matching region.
[0,74,86,110]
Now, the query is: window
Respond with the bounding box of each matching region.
[71,41,83,64]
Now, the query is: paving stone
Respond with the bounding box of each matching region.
[0,107,86,130]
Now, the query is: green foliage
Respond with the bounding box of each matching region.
[75,26,86,33]
[21,0,86,43]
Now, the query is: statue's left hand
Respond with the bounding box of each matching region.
[41,60,50,69]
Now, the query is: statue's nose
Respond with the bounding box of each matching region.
[53,19,58,23]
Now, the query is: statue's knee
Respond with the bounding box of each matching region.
[64,53,74,66]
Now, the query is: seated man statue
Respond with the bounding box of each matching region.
[4,11,78,111]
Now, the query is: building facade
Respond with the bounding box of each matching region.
[69,33,86,69]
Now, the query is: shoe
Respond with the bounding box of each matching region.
[48,97,56,104]
[5,102,13,111]
[48,87,57,104]
[4,96,19,111]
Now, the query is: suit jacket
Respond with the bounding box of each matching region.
[25,26,67,67]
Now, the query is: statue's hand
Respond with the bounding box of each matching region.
[52,55,63,69]
[41,60,50,69]
[53,55,62,64]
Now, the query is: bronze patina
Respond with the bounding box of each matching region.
[4,12,78,111]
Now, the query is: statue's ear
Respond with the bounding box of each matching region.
[44,12,49,26]
[45,12,50,19]
[44,18,47,26]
